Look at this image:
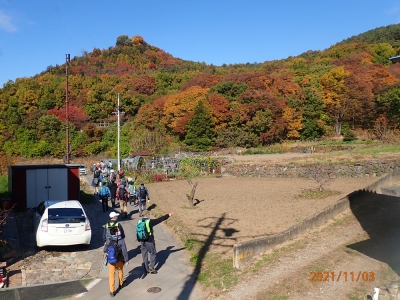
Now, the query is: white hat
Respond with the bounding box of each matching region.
[109,212,119,218]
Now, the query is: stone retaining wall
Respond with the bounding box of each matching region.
[233,169,400,269]
[224,160,400,179]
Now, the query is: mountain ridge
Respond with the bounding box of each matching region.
[1,25,400,159]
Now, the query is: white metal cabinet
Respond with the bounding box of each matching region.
[26,168,68,208]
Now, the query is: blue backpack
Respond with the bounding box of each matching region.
[107,240,121,264]
[99,186,109,197]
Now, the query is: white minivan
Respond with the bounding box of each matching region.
[33,200,91,247]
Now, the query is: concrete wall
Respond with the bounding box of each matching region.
[233,169,400,269]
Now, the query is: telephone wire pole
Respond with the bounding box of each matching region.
[65,54,70,164]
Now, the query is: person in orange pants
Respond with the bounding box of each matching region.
[103,227,129,297]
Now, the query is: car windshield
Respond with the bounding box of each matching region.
[48,208,85,223]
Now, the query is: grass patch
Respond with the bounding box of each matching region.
[0,175,8,199]
[194,252,239,289]
[180,235,239,290]
[331,214,351,227]
[250,242,300,274]
[182,237,202,251]
[80,190,94,205]
[310,264,325,273]
[242,144,290,155]
[351,144,400,156]
[297,189,341,199]
[316,140,365,146]
[347,288,369,300]
[81,278,94,286]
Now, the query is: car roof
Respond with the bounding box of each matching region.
[44,200,82,209]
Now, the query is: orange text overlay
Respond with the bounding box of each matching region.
[310,271,375,282]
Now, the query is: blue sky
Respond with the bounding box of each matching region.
[1,0,400,87]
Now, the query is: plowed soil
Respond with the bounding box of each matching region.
[148,152,400,299]
[149,176,379,256]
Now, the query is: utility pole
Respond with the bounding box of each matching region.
[112,93,124,171]
[65,54,70,164]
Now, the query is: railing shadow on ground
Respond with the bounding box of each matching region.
[347,190,400,275]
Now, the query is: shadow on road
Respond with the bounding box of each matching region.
[156,245,185,271]
[124,265,148,285]
[347,190,400,275]
[128,245,141,260]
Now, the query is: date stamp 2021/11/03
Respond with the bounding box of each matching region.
[310,271,375,282]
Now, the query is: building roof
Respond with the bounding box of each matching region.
[389,56,400,63]
[130,151,152,157]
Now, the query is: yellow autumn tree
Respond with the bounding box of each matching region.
[20,90,39,113]
[320,66,350,135]
[282,107,304,139]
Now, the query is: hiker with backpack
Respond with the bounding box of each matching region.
[109,180,118,208]
[109,170,117,183]
[104,226,129,297]
[116,184,130,218]
[103,212,126,243]
[136,183,150,217]
[119,169,125,180]
[136,209,173,274]
[127,178,137,206]
[102,176,110,188]
[99,182,112,212]
[102,167,109,178]
[92,167,101,195]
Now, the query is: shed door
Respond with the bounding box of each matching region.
[26,168,68,208]
[48,168,67,201]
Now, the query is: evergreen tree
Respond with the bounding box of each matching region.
[185,100,217,151]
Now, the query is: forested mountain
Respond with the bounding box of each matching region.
[339,23,400,50]
[1,26,400,159]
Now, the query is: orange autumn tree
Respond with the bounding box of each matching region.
[208,93,232,130]
[134,96,168,131]
[161,86,209,137]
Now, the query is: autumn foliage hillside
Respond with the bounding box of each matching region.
[1,26,400,159]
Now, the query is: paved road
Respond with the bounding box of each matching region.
[72,176,205,300]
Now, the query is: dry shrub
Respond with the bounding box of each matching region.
[372,114,400,143]
[380,130,400,144]
[355,129,374,142]
[0,153,18,176]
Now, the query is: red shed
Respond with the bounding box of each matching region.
[8,164,80,210]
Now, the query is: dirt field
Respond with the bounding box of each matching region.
[148,176,380,256]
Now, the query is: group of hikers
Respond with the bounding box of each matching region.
[103,209,173,297]
[91,161,174,297]
[91,161,150,216]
